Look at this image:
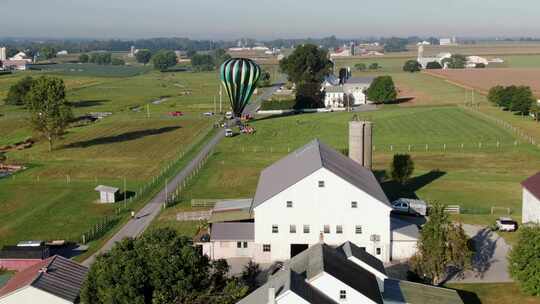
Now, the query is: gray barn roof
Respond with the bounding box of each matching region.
[94,185,119,193]
[346,77,374,85]
[211,222,254,241]
[391,216,420,239]
[251,139,389,211]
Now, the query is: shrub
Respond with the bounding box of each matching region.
[426,61,442,69]
[366,76,397,104]
[403,60,422,72]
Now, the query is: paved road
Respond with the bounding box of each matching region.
[448,224,512,283]
[82,81,283,267]
[243,78,285,115]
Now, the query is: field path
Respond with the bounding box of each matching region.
[82,81,282,267]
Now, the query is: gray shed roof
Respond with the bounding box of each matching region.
[251,139,389,211]
[213,199,252,212]
[391,216,421,240]
[210,222,254,241]
[346,76,374,85]
[383,279,464,304]
[94,185,119,193]
[238,243,383,304]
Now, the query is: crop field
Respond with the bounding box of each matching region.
[162,106,539,224]
[32,63,152,77]
[0,70,222,247]
[426,68,540,96]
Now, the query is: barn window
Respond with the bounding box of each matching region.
[318,180,325,187]
[351,201,358,208]
[272,225,278,233]
[243,242,248,248]
[290,225,296,233]
[303,225,310,233]
[263,244,271,252]
[237,242,242,248]
[286,201,293,208]
[355,225,362,234]
[340,290,347,300]
[336,225,343,234]
[324,225,330,234]
[376,247,381,255]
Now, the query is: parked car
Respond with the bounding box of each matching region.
[496,217,518,232]
[391,198,427,216]
[225,111,233,119]
[203,112,214,117]
[168,111,183,117]
[225,128,234,137]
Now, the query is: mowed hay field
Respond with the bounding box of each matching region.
[426,68,540,95]
[164,107,540,222]
[0,69,221,246]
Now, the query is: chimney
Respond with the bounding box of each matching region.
[268,287,276,304]
[349,120,372,169]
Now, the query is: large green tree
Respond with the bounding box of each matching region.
[135,49,152,65]
[411,203,472,285]
[191,54,215,71]
[5,76,34,105]
[366,76,397,104]
[390,154,414,184]
[403,60,422,72]
[152,50,177,71]
[25,76,73,152]
[79,53,89,63]
[81,228,248,304]
[383,37,408,52]
[40,46,56,60]
[509,224,540,295]
[441,54,467,69]
[279,44,332,108]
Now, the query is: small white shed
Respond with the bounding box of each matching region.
[94,185,119,203]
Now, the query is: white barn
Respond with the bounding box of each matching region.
[323,76,373,109]
[200,139,420,264]
[522,172,540,224]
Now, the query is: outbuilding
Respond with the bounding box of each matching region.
[94,185,119,203]
[522,172,540,223]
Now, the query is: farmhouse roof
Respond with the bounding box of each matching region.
[238,243,383,304]
[336,241,386,276]
[94,185,119,193]
[251,139,390,210]
[522,172,540,201]
[0,255,88,303]
[391,215,421,239]
[210,222,254,241]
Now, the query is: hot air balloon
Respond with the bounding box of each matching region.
[220,58,261,118]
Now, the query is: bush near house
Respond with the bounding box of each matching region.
[509,224,540,296]
[366,75,397,104]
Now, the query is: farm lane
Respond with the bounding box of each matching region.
[82,80,283,267]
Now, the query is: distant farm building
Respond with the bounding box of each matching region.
[439,37,457,46]
[323,75,373,108]
[522,172,540,224]
[94,185,119,203]
[416,45,451,69]
[0,242,51,271]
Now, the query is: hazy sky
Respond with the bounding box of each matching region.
[1,0,538,39]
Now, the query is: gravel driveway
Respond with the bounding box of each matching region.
[448,224,513,283]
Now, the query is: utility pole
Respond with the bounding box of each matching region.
[213,96,216,114]
[146,104,150,118]
[219,85,223,113]
[124,176,127,202]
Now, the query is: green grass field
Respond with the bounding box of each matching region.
[31,63,152,77]
[167,106,539,218]
[0,70,222,247]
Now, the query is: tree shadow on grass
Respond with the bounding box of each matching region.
[375,169,446,202]
[63,126,180,148]
[69,99,110,107]
[451,288,482,304]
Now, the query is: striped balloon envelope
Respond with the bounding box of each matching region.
[220,58,261,117]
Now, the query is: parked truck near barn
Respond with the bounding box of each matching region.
[391,198,428,216]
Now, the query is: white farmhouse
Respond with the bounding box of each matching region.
[200,139,420,264]
[522,172,540,224]
[323,76,373,108]
[237,242,464,304]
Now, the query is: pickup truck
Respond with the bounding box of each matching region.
[496,217,518,232]
[391,198,427,216]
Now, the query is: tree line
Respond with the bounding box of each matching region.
[488,85,538,117]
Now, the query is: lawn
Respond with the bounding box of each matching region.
[0,69,222,247]
[447,283,540,304]
[161,106,538,220]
